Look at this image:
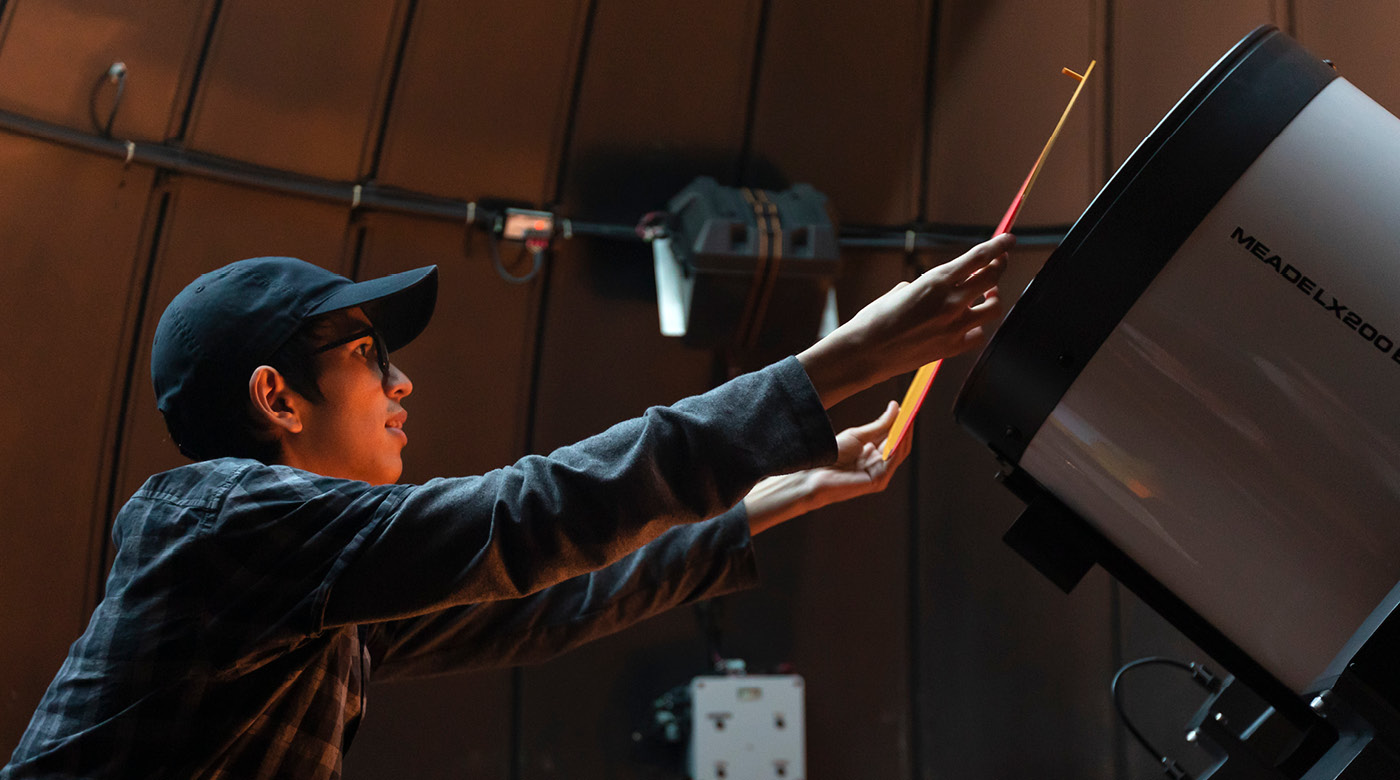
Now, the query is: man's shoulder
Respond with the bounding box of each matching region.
[120,460,399,547]
[135,457,269,508]
[138,458,369,509]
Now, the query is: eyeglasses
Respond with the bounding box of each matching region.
[312,327,390,379]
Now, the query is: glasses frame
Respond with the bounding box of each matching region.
[311,327,390,379]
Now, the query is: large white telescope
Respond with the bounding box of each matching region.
[956,25,1400,778]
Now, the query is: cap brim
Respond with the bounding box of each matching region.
[308,265,439,352]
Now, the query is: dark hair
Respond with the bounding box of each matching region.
[164,315,335,463]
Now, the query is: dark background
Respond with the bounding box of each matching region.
[3,1,1397,777]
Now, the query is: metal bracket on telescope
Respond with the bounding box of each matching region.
[998,469,1106,593]
[998,468,1336,746]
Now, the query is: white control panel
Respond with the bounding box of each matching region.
[689,675,805,780]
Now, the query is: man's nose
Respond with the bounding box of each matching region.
[385,362,412,398]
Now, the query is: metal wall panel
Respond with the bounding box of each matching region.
[556,0,763,222]
[343,214,536,777]
[744,249,914,780]
[111,178,352,509]
[1295,1,1400,114]
[518,238,718,780]
[528,241,717,478]
[913,245,1119,779]
[525,250,917,779]
[534,0,765,443]
[925,0,1100,226]
[0,0,211,139]
[182,1,404,180]
[374,0,590,203]
[920,5,1114,771]
[1108,0,1276,171]
[522,7,765,765]
[744,0,929,225]
[522,244,916,780]
[516,596,725,779]
[0,139,155,757]
[344,675,515,780]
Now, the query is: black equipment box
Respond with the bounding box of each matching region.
[666,177,840,353]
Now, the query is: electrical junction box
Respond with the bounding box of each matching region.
[662,176,839,354]
[688,675,805,780]
[501,208,554,240]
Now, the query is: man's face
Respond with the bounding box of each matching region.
[286,309,413,485]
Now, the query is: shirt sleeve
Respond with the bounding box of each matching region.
[321,356,830,627]
[360,503,756,679]
[197,357,832,660]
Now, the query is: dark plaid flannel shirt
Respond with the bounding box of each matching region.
[3,357,836,780]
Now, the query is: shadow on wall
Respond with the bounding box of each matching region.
[564,144,798,225]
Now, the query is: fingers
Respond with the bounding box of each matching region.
[866,414,913,481]
[929,233,1015,285]
[797,233,1012,410]
[960,324,989,350]
[913,235,1011,317]
[858,442,884,478]
[947,271,1005,312]
[958,254,1008,294]
[849,400,900,442]
[946,254,1008,310]
[966,286,1002,317]
[939,287,1005,355]
[873,400,900,440]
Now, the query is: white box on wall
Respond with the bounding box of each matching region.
[688,675,805,780]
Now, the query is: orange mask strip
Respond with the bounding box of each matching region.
[882,60,1096,460]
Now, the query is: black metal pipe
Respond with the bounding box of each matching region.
[0,107,1071,249]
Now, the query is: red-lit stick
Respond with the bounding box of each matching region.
[882,61,1096,460]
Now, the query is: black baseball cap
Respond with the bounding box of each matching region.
[152,257,438,459]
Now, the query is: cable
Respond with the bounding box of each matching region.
[1112,656,1220,779]
[3,102,1075,254]
[486,231,544,284]
[88,62,127,138]
[694,599,726,670]
[633,210,669,241]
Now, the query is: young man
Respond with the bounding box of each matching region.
[2,233,1012,779]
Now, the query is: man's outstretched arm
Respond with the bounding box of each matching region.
[325,235,1012,632]
[364,405,914,678]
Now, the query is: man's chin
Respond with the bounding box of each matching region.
[374,459,404,486]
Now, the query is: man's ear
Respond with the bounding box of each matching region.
[248,365,304,436]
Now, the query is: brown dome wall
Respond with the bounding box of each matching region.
[2,1,1395,777]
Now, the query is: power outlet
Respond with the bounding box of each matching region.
[689,675,804,780]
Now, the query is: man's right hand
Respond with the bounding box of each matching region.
[797,233,1013,409]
